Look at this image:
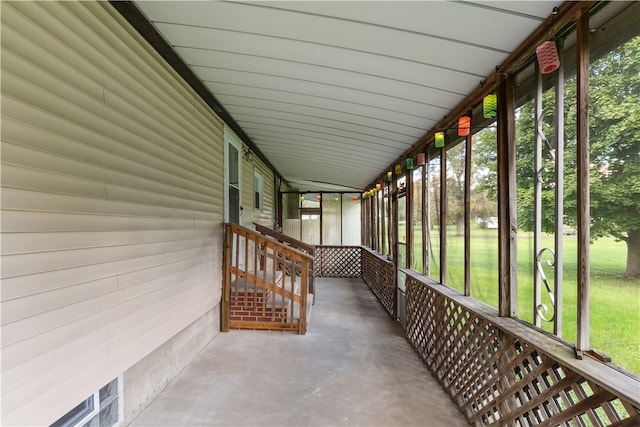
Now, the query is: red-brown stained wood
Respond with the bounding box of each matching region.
[497,76,518,318]
[576,6,591,355]
[400,270,639,426]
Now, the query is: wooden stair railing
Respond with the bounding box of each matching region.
[253,222,316,301]
[222,223,313,335]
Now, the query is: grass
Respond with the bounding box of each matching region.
[412,227,640,374]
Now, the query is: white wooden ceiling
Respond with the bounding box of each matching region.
[134,1,559,192]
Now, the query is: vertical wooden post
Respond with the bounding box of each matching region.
[464,128,472,296]
[360,194,365,246]
[576,7,590,356]
[319,193,323,246]
[440,145,447,284]
[554,38,565,338]
[533,63,543,326]
[370,192,375,248]
[422,151,428,274]
[340,192,344,245]
[379,184,388,254]
[221,223,231,332]
[497,76,518,318]
[407,166,413,270]
[299,257,309,335]
[391,171,398,319]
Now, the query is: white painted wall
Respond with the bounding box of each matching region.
[1,2,226,424]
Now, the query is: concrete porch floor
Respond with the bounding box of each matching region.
[130,278,470,426]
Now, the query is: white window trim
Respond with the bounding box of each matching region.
[223,126,242,223]
[254,169,264,212]
[51,391,99,427]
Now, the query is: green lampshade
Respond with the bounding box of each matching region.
[406,157,414,170]
[435,132,445,147]
[483,94,497,118]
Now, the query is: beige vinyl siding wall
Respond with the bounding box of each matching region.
[1,2,224,425]
[242,153,275,228]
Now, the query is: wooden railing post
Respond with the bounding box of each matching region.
[221,223,231,332]
[299,259,309,335]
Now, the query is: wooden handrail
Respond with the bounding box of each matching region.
[253,223,316,303]
[222,223,312,334]
[253,223,316,255]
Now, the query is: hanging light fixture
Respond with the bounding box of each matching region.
[536,41,560,74]
[395,164,402,175]
[387,171,393,181]
[316,194,322,201]
[369,189,375,197]
[406,157,414,170]
[353,195,358,202]
[435,132,445,148]
[458,116,471,136]
[483,93,497,118]
[417,152,426,166]
[376,183,382,191]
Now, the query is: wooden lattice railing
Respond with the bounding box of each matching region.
[315,246,362,278]
[362,248,395,317]
[402,269,640,427]
[222,223,313,335]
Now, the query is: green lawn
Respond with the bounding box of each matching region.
[413,227,640,374]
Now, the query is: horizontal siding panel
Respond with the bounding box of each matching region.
[3,282,210,426]
[2,72,213,179]
[1,235,213,279]
[65,1,224,137]
[0,8,106,102]
[1,247,213,301]
[1,210,197,233]
[2,262,213,363]
[49,0,222,164]
[1,164,107,200]
[2,140,220,204]
[2,188,208,223]
[3,2,217,166]
[1,99,217,191]
[0,229,209,255]
[2,115,217,193]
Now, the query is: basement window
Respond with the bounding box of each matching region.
[50,392,98,427]
[50,378,120,427]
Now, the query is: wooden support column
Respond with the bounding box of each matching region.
[406,166,413,270]
[221,224,231,332]
[391,172,398,319]
[422,152,428,274]
[440,146,447,284]
[497,76,518,318]
[464,122,472,296]
[576,7,591,356]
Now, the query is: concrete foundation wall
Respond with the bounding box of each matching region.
[122,306,220,425]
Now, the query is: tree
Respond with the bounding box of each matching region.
[578,35,640,278]
[476,35,640,278]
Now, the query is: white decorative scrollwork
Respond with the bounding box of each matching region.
[535,247,556,322]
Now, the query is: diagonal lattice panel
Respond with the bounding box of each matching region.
[315,246,362,277]
[403,274,640,427]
